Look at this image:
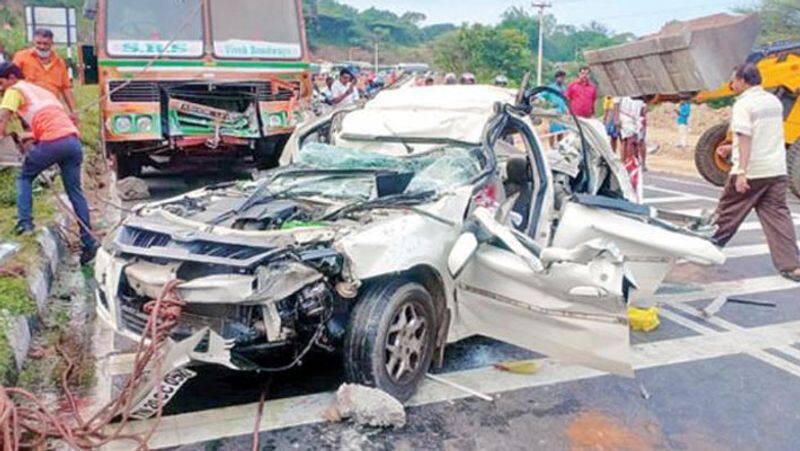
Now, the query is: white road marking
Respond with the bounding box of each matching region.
[644,195,699,205]
[738,217,800,232]
[657,308,718,335]
[645,185,719,203]
[650,275,798,305]
[663,299,800,379]
[107,320,800,450]
[646,175,723,192]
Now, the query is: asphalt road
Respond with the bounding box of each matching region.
[102,171,800,450]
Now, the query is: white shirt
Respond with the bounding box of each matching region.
[330,80,359,106]
[731,86,786,179]
[618,97,644,138]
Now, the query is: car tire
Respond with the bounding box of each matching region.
[787,140,800,200]
[694,123,731,187]
[343,280,437,402]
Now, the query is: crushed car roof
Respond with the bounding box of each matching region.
[339,85,518,146]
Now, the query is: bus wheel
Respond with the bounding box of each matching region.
[694,123,732,187]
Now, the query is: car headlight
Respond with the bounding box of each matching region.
[136,115,154,133]
[114,115,133,133]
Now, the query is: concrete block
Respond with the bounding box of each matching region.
[1,312,32,371]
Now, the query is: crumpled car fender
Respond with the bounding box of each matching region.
[337,190,472,281]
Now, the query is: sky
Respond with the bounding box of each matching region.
[340,0,757,36]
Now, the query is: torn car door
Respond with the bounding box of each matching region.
[452,209,633,377]
[552,196,726,301]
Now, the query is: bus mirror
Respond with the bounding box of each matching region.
[80,45,99,85]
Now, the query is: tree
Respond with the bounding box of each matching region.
[433,25,533,83]
[745,0,800,43]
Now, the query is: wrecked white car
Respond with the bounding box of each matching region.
[94,85,724,409]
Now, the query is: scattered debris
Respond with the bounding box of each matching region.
[727,298,777,308]
[116,176,150,201]
[699,294,729,318]
[329,384,406,428]
[0,243,20,265]
[639,382,651,400]
[493,360,540,375]
[628,307,661,332]
[426,374,493,402]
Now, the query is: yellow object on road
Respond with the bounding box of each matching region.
[493,360,541,375]
[628,307,660,332]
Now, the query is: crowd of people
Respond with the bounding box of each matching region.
[311,68,401,108]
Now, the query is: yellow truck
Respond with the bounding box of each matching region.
[80,0,312,178]
[585,13,800,198]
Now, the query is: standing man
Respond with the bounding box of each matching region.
[0,62,97,264]
[565,66,597,119]
[13,29,78,123]
[329,68,359,107]
[617,96,645,162]
[541,70,569,148]
[713,64,800,281]
[676,99,692,149]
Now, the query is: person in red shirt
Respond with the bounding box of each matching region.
[565,66,598,118]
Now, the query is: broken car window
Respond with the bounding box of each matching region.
[292,143,486,195]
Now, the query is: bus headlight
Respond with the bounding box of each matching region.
[114,115,133,133]
[268,113,285,128]
[136,115,154,133]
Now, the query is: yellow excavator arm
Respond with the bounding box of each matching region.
[695,52,800,145]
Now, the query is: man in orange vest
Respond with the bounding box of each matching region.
[12,28,78,124]
[0,62,96,264]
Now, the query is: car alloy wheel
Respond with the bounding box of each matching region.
[384,301,428,384]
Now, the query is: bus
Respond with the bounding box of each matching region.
[82,0,312,177]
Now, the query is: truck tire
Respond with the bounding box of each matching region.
[695,123,731,187]
[788,140,800,200]
[343,280,436,402]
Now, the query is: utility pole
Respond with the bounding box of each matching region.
[532,2,552,86]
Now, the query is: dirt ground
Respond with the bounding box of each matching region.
[646,102,731,178]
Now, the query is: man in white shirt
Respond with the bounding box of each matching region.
[330,68,359,107]
[713,63,800,281]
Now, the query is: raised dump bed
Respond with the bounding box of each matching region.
[584,13,761,97]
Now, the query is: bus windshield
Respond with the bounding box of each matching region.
[106,0,204,58]
[210,0,303,60]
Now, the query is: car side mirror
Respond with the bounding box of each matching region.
[447,233,479,278]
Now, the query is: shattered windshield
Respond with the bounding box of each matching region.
[106,0,204,58]
[268,143,487,200]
